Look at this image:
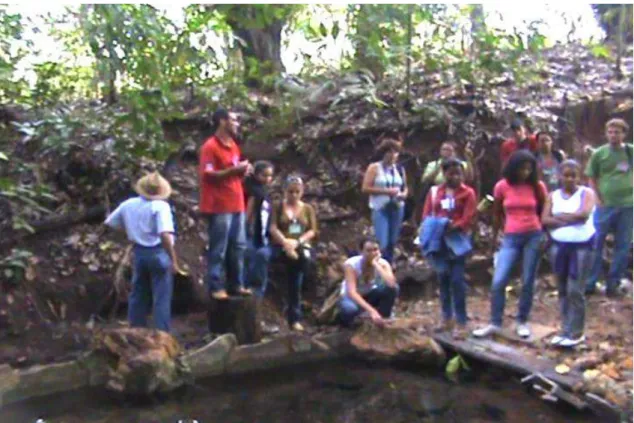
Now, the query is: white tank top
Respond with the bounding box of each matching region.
[549,187,595,243]
[368,163,404,210]
[340,255,389,296]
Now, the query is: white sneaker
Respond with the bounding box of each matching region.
[516,323,531,338]
[472,324,501,338]
[559,335,586,348]
[550,335,565,346]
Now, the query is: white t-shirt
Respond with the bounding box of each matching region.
[340,255,390,296]
[105,196,175,247]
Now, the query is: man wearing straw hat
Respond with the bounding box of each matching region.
[200,108,253,300]
[105,171,184,332]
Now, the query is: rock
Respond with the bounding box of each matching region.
[350,320,445,366]
[91,328,191,396]
[572,354,603,371]
[185,334,237,378]
[315,288,341,325]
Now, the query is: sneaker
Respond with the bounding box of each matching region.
[291,322,305,332]
[550,335,565,346]
[559,335,586,348]
[516,323,531,338]
[472,324,501,338]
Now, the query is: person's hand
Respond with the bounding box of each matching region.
[172,260,188,276]
[396,192,407,201]
[245,163,254,176]
[236,160,250,173]
[371,255,383,269]
[386,188,400,197]
[369,308,385,325]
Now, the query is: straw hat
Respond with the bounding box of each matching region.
[134,172,172,201]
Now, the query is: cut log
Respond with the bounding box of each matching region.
[208,296,261,345]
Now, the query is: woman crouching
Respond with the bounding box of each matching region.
[338,237,399,326]
[541,160,596,348]
[269,175,318,331]
[421,158,477,338]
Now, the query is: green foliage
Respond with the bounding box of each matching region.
[0,248,33,284]
[592,4,633,42]
[0,6,29,102]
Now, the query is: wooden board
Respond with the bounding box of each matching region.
[432,333,582,389]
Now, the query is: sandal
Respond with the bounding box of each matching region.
[237,287,253,296]
[211,290,229,300]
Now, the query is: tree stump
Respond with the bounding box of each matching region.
[207,296,261,345]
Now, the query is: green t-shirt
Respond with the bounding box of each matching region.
[422,159,467,185]
[585,143,633,207]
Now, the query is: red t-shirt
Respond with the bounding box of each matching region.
[199,136,245,214]
[421,183,477,231]
[500,134,538,165]
[494,179,547,234]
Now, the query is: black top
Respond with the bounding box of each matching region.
[244,176,270,248]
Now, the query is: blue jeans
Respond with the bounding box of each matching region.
[251,245,308,324]
[372,204,404,264]
[245,239,272,298]
[490,231,542,326]
[206,212,246,294]
[338,284,400,326]
[129,245,173,332]
[549,243,593,338]
[586,206,633,293]
[433,255,467,325]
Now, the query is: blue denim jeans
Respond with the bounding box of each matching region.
[250,245,308,324]
[549,243,593,338]
[433,255,467,325]
[372,204,404,264]
[206,212,246,294]
[490,231,542,326]
[586,206,633,293]
[129,245,173,332]
[338,283,400,326]
[245,239,272,298]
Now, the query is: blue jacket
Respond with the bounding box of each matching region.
[419,216,450,257]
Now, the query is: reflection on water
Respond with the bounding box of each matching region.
[3,360,601,423]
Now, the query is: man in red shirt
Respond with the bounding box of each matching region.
[500,119,538,166]
[199,109,252,300]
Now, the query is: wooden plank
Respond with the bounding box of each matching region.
[432,333,583,389]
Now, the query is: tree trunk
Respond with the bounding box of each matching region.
[208,296,262,345]
[216,5,289,89]
[354,5,385,81]
[469,5,485,59]
[233,24,285,88]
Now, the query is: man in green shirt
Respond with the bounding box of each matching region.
[421,142,473,185]
[585,118,633,297]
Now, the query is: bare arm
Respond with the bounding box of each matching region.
[344,265,380,316]
[557,189,597,224]
[373,259,396,287]
[246,197,255,227]
[362,164,397,196]
[398,168,408,198]
[203,162,248,181]
[541,193,566,228]
[160,232,182,273]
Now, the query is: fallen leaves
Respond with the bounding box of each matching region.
[555,364,571,375]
